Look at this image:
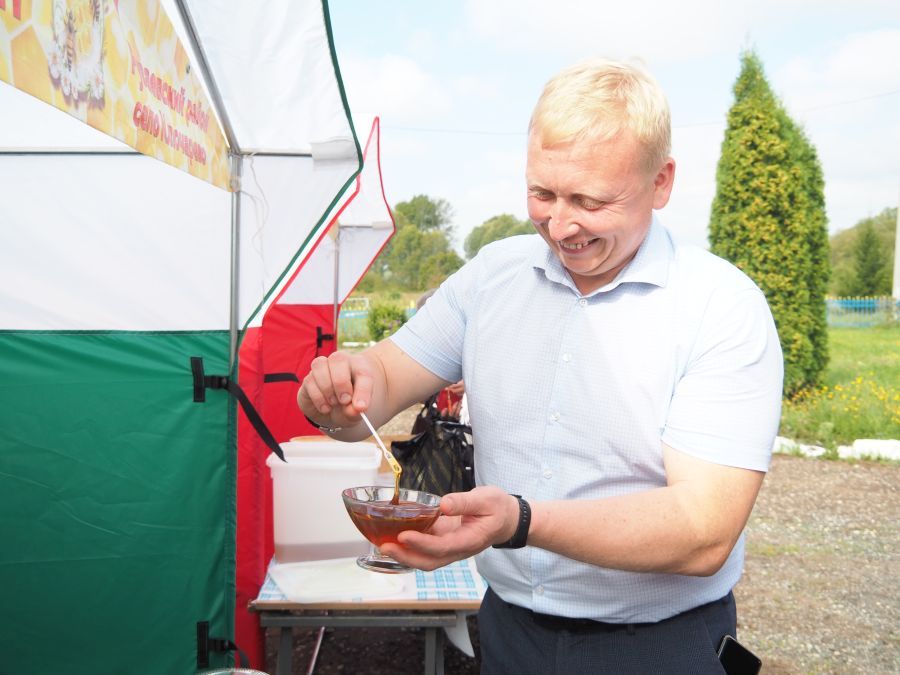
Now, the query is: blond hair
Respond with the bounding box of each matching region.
[529,58,671,172]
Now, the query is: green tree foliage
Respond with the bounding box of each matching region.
[361,195,464,292]
[828,208,895,296]
[464,213,534,259]
[367,303,408,341]
[849,223,890,296]
[709,51,830,396]
[420,251,466,289]
[393,194,454,235]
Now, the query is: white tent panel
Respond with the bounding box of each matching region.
[236,153,358,325]
[0,85,126,149]
[276,224,389,307]
[333,225,391,301]
[1,0,370,333]
[183,0,354,152]
[277,124,394,306]
[241,184,349,329]
[0,154,230,330]
[275,227,339,305]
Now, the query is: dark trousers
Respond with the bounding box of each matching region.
[478,587,736,674]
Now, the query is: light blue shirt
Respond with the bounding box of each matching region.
[390,218,783,623]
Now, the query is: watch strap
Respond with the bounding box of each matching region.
[493,494,531,549]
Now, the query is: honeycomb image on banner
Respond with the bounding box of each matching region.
[0,0,231,190]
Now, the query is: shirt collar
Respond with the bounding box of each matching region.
[531,214,673,296]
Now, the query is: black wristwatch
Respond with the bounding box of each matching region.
[493,494,531,549]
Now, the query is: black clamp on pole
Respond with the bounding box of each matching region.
[196,620,250,670]
[191,356,287,462]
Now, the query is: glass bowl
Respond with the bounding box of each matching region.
[341,486,441,573]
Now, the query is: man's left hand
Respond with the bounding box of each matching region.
[379,486,519,570]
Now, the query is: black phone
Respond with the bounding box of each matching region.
[717,635,762,675]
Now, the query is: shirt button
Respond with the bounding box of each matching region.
[562,353,572,362]
[542,469,553,480]
[536,585,544,596]
[579,298,587,307]
[549,412,560,422]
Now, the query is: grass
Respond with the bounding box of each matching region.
[778,324,900,449]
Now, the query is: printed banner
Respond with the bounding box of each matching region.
[0,0,231,190]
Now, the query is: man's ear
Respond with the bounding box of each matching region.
[652,157,676,210]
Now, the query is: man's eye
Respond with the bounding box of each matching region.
[579,198,604,210]
[531,191,553,201]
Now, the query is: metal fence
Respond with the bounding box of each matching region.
[826,296,898,327]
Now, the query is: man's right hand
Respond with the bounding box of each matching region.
[297,340,454,439]
[297,350,378,431]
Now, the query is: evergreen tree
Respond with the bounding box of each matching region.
[848,222,889,296]
[829,208,895,296]
[709,51,830,396]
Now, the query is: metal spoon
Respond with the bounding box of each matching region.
[359,412,403,504]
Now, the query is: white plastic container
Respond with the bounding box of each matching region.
[267,441,382,563]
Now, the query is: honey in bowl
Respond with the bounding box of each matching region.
[342,486,441,573]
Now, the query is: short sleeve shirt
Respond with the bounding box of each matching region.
[390,217,784,623]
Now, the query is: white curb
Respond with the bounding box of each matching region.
[774,436,900,461]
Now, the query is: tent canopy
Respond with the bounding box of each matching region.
[0,0,376,334]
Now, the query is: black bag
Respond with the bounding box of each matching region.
[390,396,475,496]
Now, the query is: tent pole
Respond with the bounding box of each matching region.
[229,153,243,368]
[172,0,240,151]
[333,226,341,341]
[173,0,244,368]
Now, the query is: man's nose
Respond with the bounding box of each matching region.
[548,201,579,240]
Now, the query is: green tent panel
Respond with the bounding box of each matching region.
[0,331,233,671]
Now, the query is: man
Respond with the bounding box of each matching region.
[299,58,783,673]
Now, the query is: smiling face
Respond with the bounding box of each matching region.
[526,130,675,295]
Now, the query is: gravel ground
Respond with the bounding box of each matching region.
[265,407,899,674]
[735,453,899,673]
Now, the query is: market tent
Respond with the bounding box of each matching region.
[0,1,392,672]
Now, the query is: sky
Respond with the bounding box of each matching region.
[327,0,900,253]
